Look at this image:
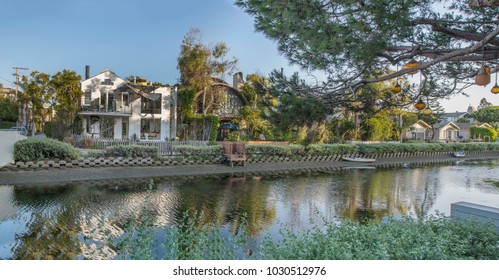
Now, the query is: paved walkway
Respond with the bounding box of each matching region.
[0,152,498,186]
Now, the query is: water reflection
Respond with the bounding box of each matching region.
[1,159,498,259]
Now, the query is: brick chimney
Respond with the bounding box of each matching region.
[233,72,243,89]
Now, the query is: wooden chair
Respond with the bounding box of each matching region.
[222,142,247,167]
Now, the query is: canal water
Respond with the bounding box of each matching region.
[1,159,498,259]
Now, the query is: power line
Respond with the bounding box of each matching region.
[0,75,14,85]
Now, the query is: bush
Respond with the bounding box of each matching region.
[259,216,499,260]
[98,209,499,260]
[14,138,80,161]
[306,144,357,155]
[79,138,94,149]
[63,136,76,146]
[246,144,305,156]
[174,145,223,156]
[470,126,498,142]
[87,149,106,158]
[103,145,158,158]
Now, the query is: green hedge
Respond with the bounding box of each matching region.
[245,144,305,156]
[306,144,358,155]
[470,126,498,142]
[103,145,158,158]
[174,145,223,156]
[14,138,80,161]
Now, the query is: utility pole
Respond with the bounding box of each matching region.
[12,67,29,127]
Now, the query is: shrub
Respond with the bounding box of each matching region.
[174,145,223,156]
[13,138,80,161]
[246,144,305,156]
[97,209,499,260]
[470,126,498,142]
[104,145,158,158]
[87,149,106,158]
[259,216,499,260]
[306,144,357,155]
[63,136,76,146]
[79,137,94,149]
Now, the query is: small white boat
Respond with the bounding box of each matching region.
[342,156,376,163]
[453,151,466,158]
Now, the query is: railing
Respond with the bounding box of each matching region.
[79,102,132,115]
[73,135,209,156]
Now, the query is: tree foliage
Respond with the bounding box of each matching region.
[177,28,239,117]
[0,96,19,123]
[236,0,499,104]
[470,125,498,141]
[49,70,82,137]
[20,71,50,135]
[475,105,499,123]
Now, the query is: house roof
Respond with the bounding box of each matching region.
[115,83,163,100]
[433,121,460,130]
[441,112,472,119]
[194,78,249,106]
[414,120,432,129]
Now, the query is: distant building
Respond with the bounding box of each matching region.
[0,83,16,101]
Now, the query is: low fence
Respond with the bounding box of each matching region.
[73,135,209,156]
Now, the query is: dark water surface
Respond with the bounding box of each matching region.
[1,159,499,259]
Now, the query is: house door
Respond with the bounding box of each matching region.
[446,130,452,140]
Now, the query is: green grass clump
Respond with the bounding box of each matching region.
[13,138,80,161]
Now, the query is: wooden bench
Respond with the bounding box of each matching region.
[221,142,247,167]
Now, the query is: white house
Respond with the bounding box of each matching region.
[433,121,461,141]
[78,68,177,140]
[403,120,432,141]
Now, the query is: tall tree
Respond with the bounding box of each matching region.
[177,28,212,93]
[478,97,494,109]
[236,0,499,105]
[50,70,82,137]
[475,105,499,124]
[177,28,239,113]
[20,71,50,136]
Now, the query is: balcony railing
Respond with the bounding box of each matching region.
[79,100,131,115]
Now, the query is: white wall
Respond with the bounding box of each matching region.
[80,70,126,103]
[0,131,27,167]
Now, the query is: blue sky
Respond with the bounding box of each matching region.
[1,0,497,112]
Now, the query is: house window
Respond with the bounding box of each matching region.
[122,92,129,106]
[84,91,91,105]
[140,118,161,139]
[141,96,161,114]
[100,92,107,110]
[101,79,114,86]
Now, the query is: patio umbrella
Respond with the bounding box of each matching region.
[220,123,238,130]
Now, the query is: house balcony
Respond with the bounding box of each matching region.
[78,101,132,117]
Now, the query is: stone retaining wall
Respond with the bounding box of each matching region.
[0,150,492,171]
